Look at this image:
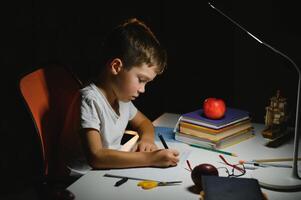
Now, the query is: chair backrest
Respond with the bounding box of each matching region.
[19,66,82,177]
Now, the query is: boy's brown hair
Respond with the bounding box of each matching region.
[98,18,167,74]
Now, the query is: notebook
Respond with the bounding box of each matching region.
[202,176,265,200]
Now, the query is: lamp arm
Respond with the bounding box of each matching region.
[262,42,301,179]
[209,1,301,179]
[293,71,301,178]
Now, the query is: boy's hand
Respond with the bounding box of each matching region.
[151,149,180,167]
[132,138,158,152]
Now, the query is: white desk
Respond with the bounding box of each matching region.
[68,113,301,200]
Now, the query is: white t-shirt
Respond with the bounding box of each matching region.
[66,83,138,176]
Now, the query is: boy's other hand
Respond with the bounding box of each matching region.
[132,139,158,152]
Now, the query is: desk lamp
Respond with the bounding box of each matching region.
[208,2,301,190]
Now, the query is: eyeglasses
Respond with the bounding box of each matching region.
[185,155,246,178]
[218,155,246,177]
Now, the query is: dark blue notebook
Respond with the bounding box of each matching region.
[181,108,250,129]
[202,176,264,200]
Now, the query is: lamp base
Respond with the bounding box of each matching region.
[252,167,301,191]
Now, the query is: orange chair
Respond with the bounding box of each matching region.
[19,65,82,183]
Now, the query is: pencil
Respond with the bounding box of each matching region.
[114,177,128,187]
[252,158,301,163]
[240,161,292,168]
[189,144,237,157]
[158,134,169,149]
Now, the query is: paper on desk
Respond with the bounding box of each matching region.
[106,147,190,182]
[107,166,182,182]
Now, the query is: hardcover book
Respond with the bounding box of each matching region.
[175,128,254,149]
[201,176,265,200]
[179,119,251,135]
[180,108,250,129]
[179,123,253,141]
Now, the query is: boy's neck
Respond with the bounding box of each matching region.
[94,81,119,114]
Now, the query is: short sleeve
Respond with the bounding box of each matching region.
[128,101,138,120]
[80,96,101,131]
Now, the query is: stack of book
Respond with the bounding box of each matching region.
[174,108,254,149]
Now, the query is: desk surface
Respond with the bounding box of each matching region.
[68,113,301,200]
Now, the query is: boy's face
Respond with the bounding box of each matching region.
[114,63,158,102]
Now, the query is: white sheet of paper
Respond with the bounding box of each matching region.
[106,144,191,182]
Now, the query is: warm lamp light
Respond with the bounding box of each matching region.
[208,2,301,190]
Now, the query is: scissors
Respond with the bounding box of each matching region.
[104,173,182,189]
[137,180,182,190]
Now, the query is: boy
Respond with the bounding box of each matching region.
[62,18,179,175]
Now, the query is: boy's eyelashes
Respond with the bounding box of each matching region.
[138,77,148,83]
[139,79,147,83]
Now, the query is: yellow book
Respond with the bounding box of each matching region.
[183,126,253,143]
[180,122,252,141]
[175,128,254,149]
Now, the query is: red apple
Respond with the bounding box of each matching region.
[203,98,226,119]
[191,163,219,190]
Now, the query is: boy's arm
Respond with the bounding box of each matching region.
[80,128,179,169]
[129,111,158,152]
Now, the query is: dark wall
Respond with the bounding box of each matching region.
[218,1,300,126]
[136,1,300,125]
[1,0,300,198]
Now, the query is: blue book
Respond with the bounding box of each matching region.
[154,126,180,143]
[180,108,250,130]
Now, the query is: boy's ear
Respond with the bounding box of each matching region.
[109,58,123,75]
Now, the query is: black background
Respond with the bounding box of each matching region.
[1,0,300,198]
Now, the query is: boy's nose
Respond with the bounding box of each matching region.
[138,85,145,93]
